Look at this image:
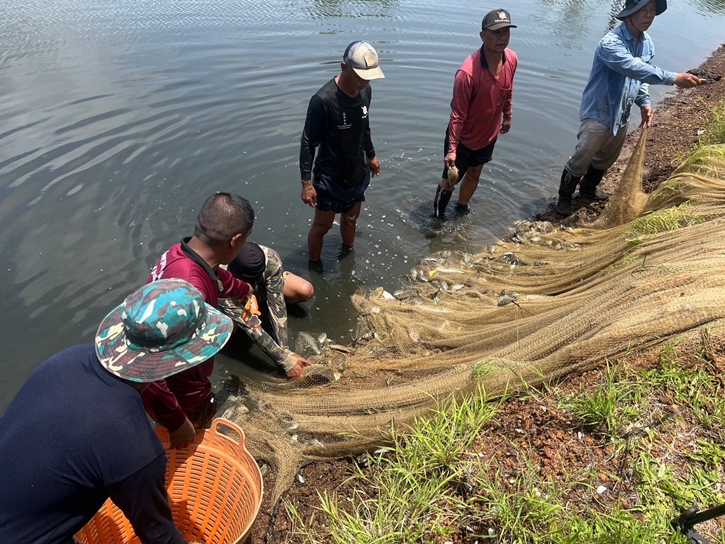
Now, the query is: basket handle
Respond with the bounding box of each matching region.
[209,418,244,445]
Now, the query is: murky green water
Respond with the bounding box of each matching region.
[1,0,724,410]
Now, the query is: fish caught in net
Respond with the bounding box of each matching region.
[220,130,725,504]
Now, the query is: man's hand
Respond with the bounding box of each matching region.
[500,116,512,134]
[444,152,457,169]
[301,180,317,207]
[673,73,701,88]
[640,105,654,128]
[285,354,312,379]
[169,418,196,449]
[368,156,381,177]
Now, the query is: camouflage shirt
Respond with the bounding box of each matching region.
[219,246,296,372]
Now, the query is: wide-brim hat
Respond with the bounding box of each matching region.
[616,0,666,20]
[95,279,233,382]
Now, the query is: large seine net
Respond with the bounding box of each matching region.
[222,130,725,503]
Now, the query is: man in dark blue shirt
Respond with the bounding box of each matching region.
[0,279,234,544]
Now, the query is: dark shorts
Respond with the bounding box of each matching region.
[441,126,497,180]
[314,171,370,214]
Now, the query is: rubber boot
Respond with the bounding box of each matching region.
[434,184,453,218]
[554,168,581,216]
[579,165,609,201]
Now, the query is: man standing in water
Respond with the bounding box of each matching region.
[554,0,700,216]
[434,9,518,219]
[300,41,384,265]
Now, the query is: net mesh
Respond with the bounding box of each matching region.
[223,131,725,503]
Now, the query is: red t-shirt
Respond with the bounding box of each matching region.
[448,47,517,153]
[141,243,251,431]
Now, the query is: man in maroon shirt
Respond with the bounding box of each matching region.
[144,192,255,448]
[434,9,518,219]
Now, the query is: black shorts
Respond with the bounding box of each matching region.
[441,126,496,181]
[314,172,370,214]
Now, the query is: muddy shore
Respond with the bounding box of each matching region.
[245,44,725,543]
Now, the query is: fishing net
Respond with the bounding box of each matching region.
[222,130,725,503]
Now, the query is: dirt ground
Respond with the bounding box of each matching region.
[245,45,725,544]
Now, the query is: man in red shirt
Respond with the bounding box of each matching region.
[434,9,518,219]
[144,192,255,448]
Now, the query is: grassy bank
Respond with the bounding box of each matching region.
[287,336,725,543]
[282,101,725,544]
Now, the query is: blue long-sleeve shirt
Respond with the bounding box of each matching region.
[580,22,677,135]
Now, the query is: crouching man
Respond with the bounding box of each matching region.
[0,279,233,544]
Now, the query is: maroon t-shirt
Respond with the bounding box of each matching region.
[142,243,251,431]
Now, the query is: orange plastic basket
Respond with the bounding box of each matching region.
[75,418,263,544]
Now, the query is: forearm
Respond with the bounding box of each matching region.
[635,83,650,108]
[218,298,292,369]
[503,89,513,119]
[239,320,292,369]
[142,381,188,432]
[448,71,472,153]
[108,454,187,544]
[300,140,316,179]
[363,120,375,158]
[300,96,325,179]
[266,291,289,349]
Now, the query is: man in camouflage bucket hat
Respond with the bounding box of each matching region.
[0,279,230,544]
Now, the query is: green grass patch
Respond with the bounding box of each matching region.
[561,361,641,435]
[696,99,725,147]
[287,339,725,544]
[625,203,708,240]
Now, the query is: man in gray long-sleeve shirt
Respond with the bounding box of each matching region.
[299,41,384,264]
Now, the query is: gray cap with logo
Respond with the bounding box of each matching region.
[343,41,385,81]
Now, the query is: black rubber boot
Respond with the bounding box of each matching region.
[434,185,453,218]
[579,165,609,200]
[453,203,470,216]
[555,168,580,216]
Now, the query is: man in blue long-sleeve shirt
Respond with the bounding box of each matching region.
[554,0,700,216]
[0,279,233,544]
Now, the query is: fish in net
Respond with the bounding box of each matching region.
[220,132,725,505]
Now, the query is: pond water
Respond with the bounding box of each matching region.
[1,0,724,410]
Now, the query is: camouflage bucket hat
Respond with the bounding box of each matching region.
[95,279,233,382]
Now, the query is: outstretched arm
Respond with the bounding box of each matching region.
[597,37,676,85]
